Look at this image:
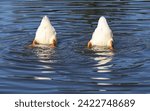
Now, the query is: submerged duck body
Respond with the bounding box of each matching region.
[31,16,57,47]
[88,16,113,50]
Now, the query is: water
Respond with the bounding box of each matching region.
[0,0,150,94]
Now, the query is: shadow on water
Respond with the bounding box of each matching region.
[0,0,150,93]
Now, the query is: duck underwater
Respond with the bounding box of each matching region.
[29,15,57,48]
[29,16,113,50]
[87,16,114,50]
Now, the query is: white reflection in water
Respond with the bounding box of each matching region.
[34,46,56,63]
[99,89,106,92]
[91,48,114,90]
[34,76,52,80]
[97,83,112,85]
[93,48,114,73]
[41,71,56,74]
[92,77,110,80]
[33,46,56,75]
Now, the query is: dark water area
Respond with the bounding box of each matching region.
[0,0,150,93]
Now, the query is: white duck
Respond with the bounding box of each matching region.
[30,15,57,47]
[87,16,113,50]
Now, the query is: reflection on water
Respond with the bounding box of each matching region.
[0,0,150,93]
[34,47,56,62]
[34,76,52,81]
[92,48,114,73]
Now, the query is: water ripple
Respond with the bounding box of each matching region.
[0,0,150,93]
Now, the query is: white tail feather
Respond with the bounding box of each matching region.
[90,16,113,47]
[34,16,57,45]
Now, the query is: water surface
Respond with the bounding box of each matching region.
[0,0,150,93]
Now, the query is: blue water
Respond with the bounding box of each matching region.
[0,0,150,93]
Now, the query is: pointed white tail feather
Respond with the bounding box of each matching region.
[90,16,113,47]
[34,16,57,45]
[97,16,110,30]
